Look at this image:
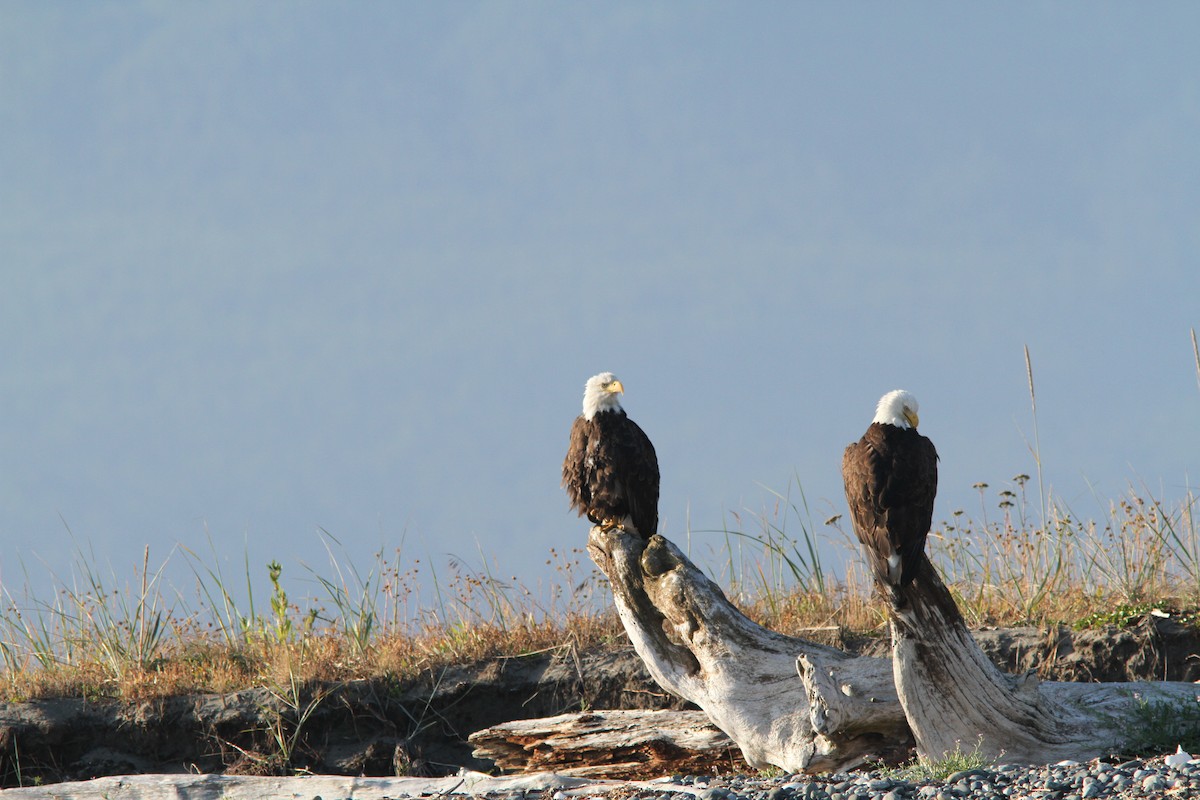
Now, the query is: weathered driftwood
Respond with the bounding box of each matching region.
[586,527,913,773]
[468,709,744,778]
[591,526,1200,772]
[885,555,1200,764]
[0,771,697,800]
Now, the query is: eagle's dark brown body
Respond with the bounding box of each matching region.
[842,421,938,591]
[562,409,659,538]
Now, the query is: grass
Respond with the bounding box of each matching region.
[3,343,1200,774]
[0,536,627,704]
[0,485,1198,784]
[2,475,1197,706]
[922,480,1200,627]
[1122,692,1200,758]
[1,353,1197,785]
[6,341,1198,701]
[892,737,993,782]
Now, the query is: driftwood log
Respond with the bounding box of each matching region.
[469,709,745,778]
[586,527,913,772]
[0,771,699,800]
[885,555,1200,764]
[589,526,1200,772]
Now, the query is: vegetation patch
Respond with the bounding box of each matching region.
[0,457,1198,783]
[1121,694,1200,758]
[878,737,993,783]
[2,478,1199,704]
[1073,602,1162,630]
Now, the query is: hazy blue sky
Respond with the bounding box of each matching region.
[3,3,1198,614]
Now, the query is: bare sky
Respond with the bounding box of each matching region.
[2,3,1198,612]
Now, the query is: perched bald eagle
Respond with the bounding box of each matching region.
[562,372,659,538]
[842,390,939,596]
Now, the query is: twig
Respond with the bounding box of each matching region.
[432,778,465,797]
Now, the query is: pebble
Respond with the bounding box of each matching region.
[602,753,1200,800]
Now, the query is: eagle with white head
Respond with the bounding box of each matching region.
[562,372,660,538]
[842,389,939,598]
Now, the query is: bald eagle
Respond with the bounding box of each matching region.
[562,372,659,538]
[842,390,939,595]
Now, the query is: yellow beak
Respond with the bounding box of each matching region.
[609,380,625,395]
[904,409,920,429]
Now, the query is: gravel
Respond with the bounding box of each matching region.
[548,753,1200,800]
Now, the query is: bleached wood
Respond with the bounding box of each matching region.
[468,709,743,777]
[0,771,698,800]
[591,526,1200,771]
[586,527,913,772]
[884,555,1200,763]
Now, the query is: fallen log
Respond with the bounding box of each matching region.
[468,709,745,778]
[586,527,913,773]
[0,770,698,800]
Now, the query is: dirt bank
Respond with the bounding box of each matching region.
[1,617,1197,787]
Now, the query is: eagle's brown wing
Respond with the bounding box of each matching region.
[562,415,594,522]
[842,423,938,589]
[562,412,659,538]
[614,415,659,538]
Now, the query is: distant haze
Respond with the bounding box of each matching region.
[2,4,1197,613]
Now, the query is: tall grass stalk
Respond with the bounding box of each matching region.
[1138,487,1200,598]
[1071,488,1166,603]
[306,529,378,660]
[464,539,521,632]
[0,543,177,693]
[71,544,173,679]
[710,476,826,614]
[1,561,71,676]
[930,475,1072,622]
[180,530,261,649]
[1191,328,1200,397]
[930,476,1200,625]
[1024,345,1048,536]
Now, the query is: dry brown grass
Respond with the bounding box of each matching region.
[1,483,1197,704]
[735,477,1200,635]
[0,543,629,703]
[1,614,630,703]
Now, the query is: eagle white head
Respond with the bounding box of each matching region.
[872,389,920,429]
[582,372,625,420]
